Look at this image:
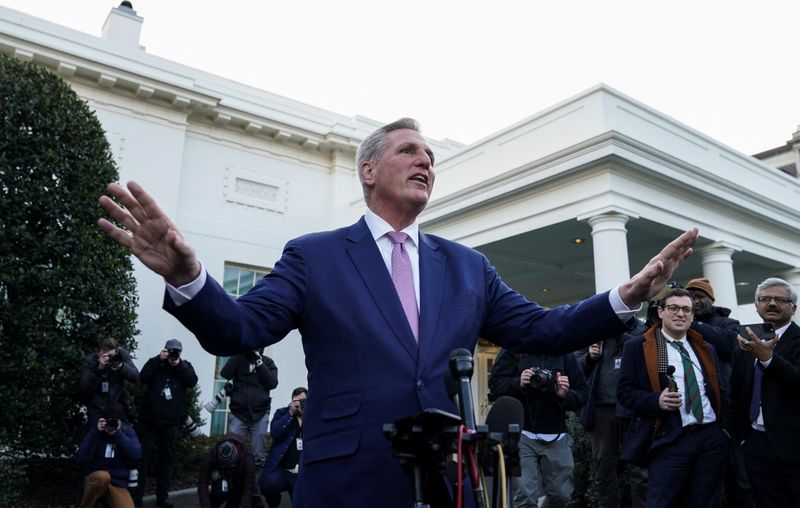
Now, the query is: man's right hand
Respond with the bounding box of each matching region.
[289,400,301,416]
[98,181,201,287]
[520,368,533,388]
[659,387,682,411]
[97,352,111,370]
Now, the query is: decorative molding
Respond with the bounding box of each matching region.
[223,166,289,214]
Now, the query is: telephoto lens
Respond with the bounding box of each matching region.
[168,349,181,361]
[203,386,229,413]
[183,415,202,438]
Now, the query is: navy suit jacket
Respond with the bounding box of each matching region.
[732,321,800,465]
[617,326,725,464]
[166,217,628,507]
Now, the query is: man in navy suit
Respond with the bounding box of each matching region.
[617,287,729,507]
[732,277,800,507]
[99,118,699,507]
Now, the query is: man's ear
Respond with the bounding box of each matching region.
[360,162,375,187]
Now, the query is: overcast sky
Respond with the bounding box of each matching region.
[3,0,798,155]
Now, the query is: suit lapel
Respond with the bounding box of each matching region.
[417,232,445,374]
[344,218,418,361]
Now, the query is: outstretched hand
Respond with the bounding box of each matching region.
[97,181,201,286]
[619,228,699,308]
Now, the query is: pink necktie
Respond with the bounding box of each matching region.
[386,231,419,342]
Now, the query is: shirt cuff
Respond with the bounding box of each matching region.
[609,286,642,323]
[165,263,207,306]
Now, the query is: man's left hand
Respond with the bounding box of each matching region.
[619,227,699,308]
[738,329,780,363]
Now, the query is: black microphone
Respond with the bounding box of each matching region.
[485,396,524,435]
[666,365,678,392]
[449,348,477,432]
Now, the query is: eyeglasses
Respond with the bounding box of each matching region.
[663,305,693,315]
[756,296,794,305]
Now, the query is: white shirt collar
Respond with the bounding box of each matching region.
[661,328,688,342]
[364,208,419,247]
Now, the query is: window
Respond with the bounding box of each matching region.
[209,263,271,436]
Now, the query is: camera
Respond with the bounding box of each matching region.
[105,417,120,432]
[299,399,306,410]
[182,414,202,438]
[529,367,553,388]
[167,348,181,361]
[203,382,233,413]
[109,353,123,367]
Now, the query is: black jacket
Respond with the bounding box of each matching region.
[691,306,739,382]
[139,355,198,426]
[78,347,139,418]
[220,353,278,423]
[197,433,255,508]
[576,320,648,429]
[488,349,587,434]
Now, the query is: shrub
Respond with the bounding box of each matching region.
[0,53,138,495]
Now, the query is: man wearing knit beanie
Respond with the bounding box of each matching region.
[685,277,752,507]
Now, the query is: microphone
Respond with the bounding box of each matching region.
[449,348,477,432]
[666,365,678,392]
[485,396,524,435]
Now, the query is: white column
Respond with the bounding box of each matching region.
[699,242,739,310]
[780,268,800,323]
[585,212,631,293]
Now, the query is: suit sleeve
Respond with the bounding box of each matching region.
[239,454,256,508]
[165,239,308,356]
[616,340,662,416]
[765,351,800,389]
[479,254,628,356]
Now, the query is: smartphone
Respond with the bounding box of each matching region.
[739,323,776,341]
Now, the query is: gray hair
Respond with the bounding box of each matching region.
[356,118,421,200]
[755,277,798,304]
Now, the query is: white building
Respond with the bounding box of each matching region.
[2,3,799,428]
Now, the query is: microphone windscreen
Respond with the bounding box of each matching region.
[485,396,524,433]
[667,365,676,375]
[443,368,459,400]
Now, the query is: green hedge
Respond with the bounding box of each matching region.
[0,54,138,500]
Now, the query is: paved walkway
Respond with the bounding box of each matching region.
[142,488,292,507]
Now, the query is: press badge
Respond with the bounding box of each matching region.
[614,358,622,369]
[105,443,115,458]
[221,479,229,492]
[101,381,109,393]
[162,387,172,400]
[296,438,303,451]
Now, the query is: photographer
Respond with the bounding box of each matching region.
[79,338,139,428]
[76,402,142,508]
[489,349,588,508]
[198,434,255,508]
[220,348,278,494]
[134,339,198,508]
[259,387,307,508]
